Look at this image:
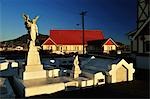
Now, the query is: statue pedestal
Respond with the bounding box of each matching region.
[13,77,65,97]
[23,41,46,80]
[23,67,46,80]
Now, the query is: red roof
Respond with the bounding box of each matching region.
[103,38,118,47]
[105,40,114,45]
[43,30,104,45]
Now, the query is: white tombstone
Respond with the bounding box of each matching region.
[22,14,46,80]
[108,59,135,83]
[0,61,9,70]
[12,14,67,97]
[11,61,18,68]
[70,55,81,79]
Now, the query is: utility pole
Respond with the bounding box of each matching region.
[80,11,87,55]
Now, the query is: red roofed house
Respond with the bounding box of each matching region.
[42,30,104,54]
[87,38,119,54]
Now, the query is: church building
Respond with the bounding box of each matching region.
[42,30,104,54]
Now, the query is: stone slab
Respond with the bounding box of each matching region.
[25,65,44,72]
[47,69,60,78]
[0,62,9,71]
[86,79,94,86]
[13,77,66,97]
[23,70,47,80]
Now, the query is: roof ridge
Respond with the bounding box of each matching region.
[50,29,102,31]
[43,30,104,45]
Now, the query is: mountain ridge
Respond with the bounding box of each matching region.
[0,33,49,48]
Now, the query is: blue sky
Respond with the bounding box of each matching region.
[0,0,137,44]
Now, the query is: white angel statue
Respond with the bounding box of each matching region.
[22,14,39,42]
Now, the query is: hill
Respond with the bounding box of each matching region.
[0,33,49,48]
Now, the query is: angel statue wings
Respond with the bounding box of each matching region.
[22,14,39,42]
